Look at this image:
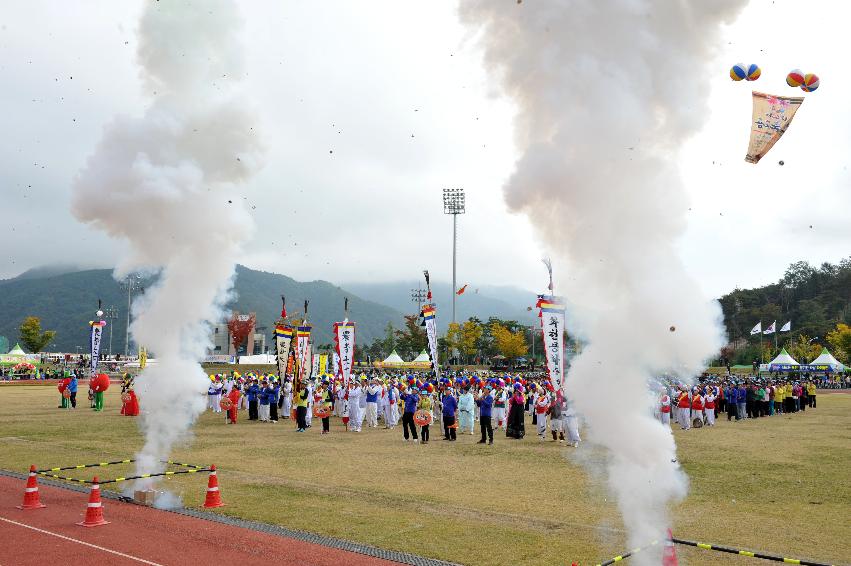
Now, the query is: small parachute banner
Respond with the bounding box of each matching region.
[745,91,804,164]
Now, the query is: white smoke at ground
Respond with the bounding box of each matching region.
[460,1,745,562]
[72,0,263,487]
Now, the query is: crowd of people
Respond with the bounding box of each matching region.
[660,376,822,430]
[204,371,583,446]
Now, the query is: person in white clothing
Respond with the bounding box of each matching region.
[211,379,223,413]
[356,377,368,430]
[384,382,399,428]
[564,402,581,447]
[347,381,363,432]
[704,390,716,426]
[457,387,475,434]
[493,385,508,430]
[659,391,671,426]
[365,378,381,428]
[280,378,292,418]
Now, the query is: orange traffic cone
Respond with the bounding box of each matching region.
[77,477,109,527]
[662,529,679,566]
[203,464,223,508]
[17,465,46,509]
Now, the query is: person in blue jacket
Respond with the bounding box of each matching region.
[268,379,280,423]
[441,389,458,441]
[476,384,494,445]
[258,381,270,422]
[400,386,420,442]
[736,383,747,421]
[245,379,260,421]
[67,374,79,409]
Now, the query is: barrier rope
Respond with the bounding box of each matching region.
[595,540,659,566]
[671,538,836,566]
[36,459,134,473]
[35,468,212,485]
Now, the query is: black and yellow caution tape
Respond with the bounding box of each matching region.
[163,460,206,470]
[35,468,211,485]
[671,537,836,566]
[36,459,134,473]
[595,540,659,566]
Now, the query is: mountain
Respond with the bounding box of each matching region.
[0,265,403,353]
[342,280,538,331]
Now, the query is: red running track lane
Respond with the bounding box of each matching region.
[0,476,400,566]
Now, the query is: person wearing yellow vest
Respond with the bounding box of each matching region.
[295,383,309,432]
[807,381,817,408]
[774,383,784,415]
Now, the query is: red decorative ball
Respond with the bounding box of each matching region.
[90,373,110,392]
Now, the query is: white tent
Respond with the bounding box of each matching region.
[382,350,405,365]
[7,343,26,356]
[411,350,430,363]
[768,348,799,367]
[809,348,845,371]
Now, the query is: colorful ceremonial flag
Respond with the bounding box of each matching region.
[763,321,776,335]
[139,347,147,369]
[334,322,356,387]
[421,304,439,379]
[456,284,468,295]
[750,322,762,335]
[780,321,792,332]
[319,354,328,376]
[311,353,321,377]
[745,92,804,164]
[274,325,293,378]
[536,294,566,390]
[295,326,311,386]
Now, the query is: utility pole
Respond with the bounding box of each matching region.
[104,306,119,356]
[442,188,465,324]
[119,275,143,356]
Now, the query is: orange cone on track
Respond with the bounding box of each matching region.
[662,529,679,566]
[203,464,223,508]
[77,477,109,527]
[17,465,46,510]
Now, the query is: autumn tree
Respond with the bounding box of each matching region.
[227,312,256,354]
[19,316,56,353]
[826,323,851,364]
[786,334,822,365]
[490,321,527,363]
[395,314,428,359]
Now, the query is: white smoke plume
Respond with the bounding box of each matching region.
[72,0,263,484]
[460,1,745,562]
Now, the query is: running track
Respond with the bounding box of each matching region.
[0,475,435,566]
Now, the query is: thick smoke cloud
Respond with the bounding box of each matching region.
[460,1,745,562]
[72,0,263,481]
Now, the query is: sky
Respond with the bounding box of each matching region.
[1,0,849,299]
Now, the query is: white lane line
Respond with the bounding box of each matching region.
[0,516,164,565]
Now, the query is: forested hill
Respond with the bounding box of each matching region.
[719,259,851,362]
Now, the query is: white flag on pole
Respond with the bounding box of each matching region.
[780,321,791,332]
[750,322,762,335]
[763,321,776,335]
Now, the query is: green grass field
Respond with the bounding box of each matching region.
[0,385,848,565]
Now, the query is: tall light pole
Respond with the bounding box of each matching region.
[104,306,119,356]
[411,288,427,311]
[119,275,143,356]
[442,188,465,324]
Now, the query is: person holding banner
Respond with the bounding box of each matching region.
[347,380,363,432]
[281,377,292,419]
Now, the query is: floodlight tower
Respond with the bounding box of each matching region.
[103,306,119,356]
[442,188,465,324]
[119,275,143,356]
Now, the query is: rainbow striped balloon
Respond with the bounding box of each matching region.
[745,63,761,81]
[786,69,805,88]
[801,73,820,92]
[730,63,748,81]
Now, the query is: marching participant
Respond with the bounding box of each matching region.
[365,377,381,428]
[347,379,363,432]
[258,380,270,422]
[493,382,508,430]
[281,377,293,418]
[677,387,691,430]
[294,380,310,432]
[476,384,494,445]
[457,386,475,435]
[418,387,434,444]
[565,399,581,447]
[691,387,704,427]
[659,389,671,426]
[385,380,400,429]
[226,383,241,424]
[318,383,334,434]
[704,388,716,426]
[534,386,551,440]
[549,390,566,442]
[400,386,420,443]
[441,387,458,441]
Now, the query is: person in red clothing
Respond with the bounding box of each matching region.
[120,374,140,416]
[659,390,671,426]
[691,389,704,427]
[226,386,241,424]
[704,388,716,426]
[677,388,691,430]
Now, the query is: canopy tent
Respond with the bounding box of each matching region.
[7,344,26,356]
[768,348,799,366]
[382,350,405,365]
[411,350,431,363]
[809,348,845,371]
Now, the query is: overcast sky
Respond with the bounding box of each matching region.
[1,0,848,298]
